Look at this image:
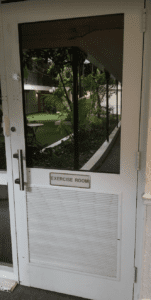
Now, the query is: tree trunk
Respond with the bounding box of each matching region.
[96,87,100,118]
[105,70,110,142]
[72,47,79,170]
[79,65,83,98]
[59,73,72,111]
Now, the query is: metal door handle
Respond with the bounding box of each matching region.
[13,150,24,191]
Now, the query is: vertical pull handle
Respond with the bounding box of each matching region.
[18,150,24,191]
[13,150,24,191]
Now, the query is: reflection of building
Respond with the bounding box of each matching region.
[24,84,72,114]
[24,82,121,115]
[101,84,122,115]
[23,54,108,115]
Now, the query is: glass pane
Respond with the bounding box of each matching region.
[0,83,7,170]
[19,14,123,174]
[0,185,13,265]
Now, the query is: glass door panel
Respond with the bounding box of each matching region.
[19,14,123,174]
[0,83,7,170]
[0,184,13,266]
[0,83,12,266]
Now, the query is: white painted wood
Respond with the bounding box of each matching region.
[0,7,19,283]
[140,205,151,299]
[0,266,17,282]
[0,172,7,185]
[134,1,151,299]
[0,266,17,281]
[142,2,151,200]
[1,0,144,299]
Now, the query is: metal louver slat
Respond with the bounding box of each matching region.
[27,187,121,279]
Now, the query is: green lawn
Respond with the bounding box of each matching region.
[27,112,67,123]
[35,121,70,146]
[26,113,70,147]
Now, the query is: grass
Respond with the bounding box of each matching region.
[27,112,67,123]
[34,121,70,146]
[26,112,120,149]
[26,114,119,170]
[0,112,121,170]
[26,112,71,147]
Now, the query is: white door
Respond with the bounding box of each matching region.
[1,1,143,299]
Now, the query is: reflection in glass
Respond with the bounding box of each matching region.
[0,84,7,170]
[20,15,123,174]
[0,185,13,265]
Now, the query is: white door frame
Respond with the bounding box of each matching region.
[0,7,19,282]
[0,0,145,299]
[134,0,151,298]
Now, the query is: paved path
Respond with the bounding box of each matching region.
[95,129,120,174]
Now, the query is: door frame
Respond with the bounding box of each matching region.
[0,0,145,298]
[0,7,19,282]
[134,0,151,298]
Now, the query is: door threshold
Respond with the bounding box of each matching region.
[0,277,18,292]
[0,262,13,267]
[0,264,17,281]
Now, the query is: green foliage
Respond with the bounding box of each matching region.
[82,69,106,93]
[78,97,92,130]
[56,119,73,137]
[24,65,29,80]
[41,93,64,113]
[82,69,115,96]
[23,47,86,78]
[27,91,37,109]
[41,89,72,113]
[88,115,103,125]
[23,48,117,137]
[81,68,116,118]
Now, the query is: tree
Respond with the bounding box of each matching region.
[22,47,116,134]
[22,47,87,132]
[23,47,86,107]
[81,68,116,119]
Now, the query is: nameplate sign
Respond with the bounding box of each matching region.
[50,173,90,189]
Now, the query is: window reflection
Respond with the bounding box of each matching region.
[0,83,7,170]
[20,15,123,174]
[0,185,13,265]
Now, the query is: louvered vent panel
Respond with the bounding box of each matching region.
[27,187,119,278]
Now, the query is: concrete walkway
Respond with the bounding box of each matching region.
[94,129,120,174]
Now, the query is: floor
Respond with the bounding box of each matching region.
[0,285,88,300]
